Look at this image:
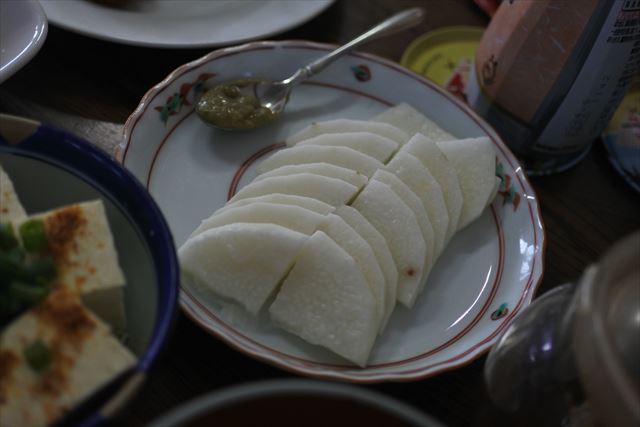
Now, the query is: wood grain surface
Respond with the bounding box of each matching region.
[1,1,638,426]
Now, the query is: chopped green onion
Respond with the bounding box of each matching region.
[8,280,49,304]
[24,340,52,373]
[0,223,18,250]
[0,291,23,319]
[19,219,48,253]
[24,256,57,284]
[0,248,26,283]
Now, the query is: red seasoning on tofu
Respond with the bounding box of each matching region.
[0,164,27,223]
[23,201,127,332]
[0,167,136,427]
[45,205,87,266]
[0,351,19,404]
[33,287,97,346]
[0,288,136,427]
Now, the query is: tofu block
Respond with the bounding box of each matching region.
[0,163,27,223]
[18,200,126,332]
[0,288,136,427]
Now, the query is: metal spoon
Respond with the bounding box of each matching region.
[196,7,425,130]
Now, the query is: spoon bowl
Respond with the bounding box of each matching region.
[195,78,287,130]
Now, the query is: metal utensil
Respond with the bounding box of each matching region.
[195,7,424,130]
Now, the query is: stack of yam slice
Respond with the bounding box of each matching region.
[179,103,499,367]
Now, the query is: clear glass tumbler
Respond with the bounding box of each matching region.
[484,231,640,427]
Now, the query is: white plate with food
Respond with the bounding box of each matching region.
[0,0,48,84]
[39,0,334,48]
[119,40,545,382]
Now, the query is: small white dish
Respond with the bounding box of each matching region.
[120,41,546,382]
[39,0,333,48]
[0,0,48,84]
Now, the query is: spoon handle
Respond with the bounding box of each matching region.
[283,7,425,86]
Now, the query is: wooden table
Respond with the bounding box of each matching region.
[1,1,638,426]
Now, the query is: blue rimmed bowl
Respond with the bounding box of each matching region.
[0,114,179,426]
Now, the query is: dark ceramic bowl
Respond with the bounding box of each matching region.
[147,379,445,427]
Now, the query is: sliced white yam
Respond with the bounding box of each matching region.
[351,180,426,308]
[370,169,434,285]
[256,145,383,178]
[418,117,455,143]
[286,118,408,145]
[318,214,386,328]
[402,133,463,241]
[335,205,397,331]
[217,193,334,216]
[179,223,307,315]
[230,173,359,207]
[190,202,327,238]
[269,231,378,367]
[386,151,449,258]
[435,137,497,229]
[371,103,429,137]
[295,132,398,163]
[254,162,367,190]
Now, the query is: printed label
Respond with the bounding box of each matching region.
[536,2,640,151]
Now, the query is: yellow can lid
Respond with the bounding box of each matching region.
[401,26,484,97]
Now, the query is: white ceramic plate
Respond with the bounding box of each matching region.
[120,41,545,382]
[0,0,48,84]
[39,0,333,48]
